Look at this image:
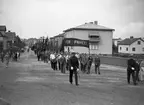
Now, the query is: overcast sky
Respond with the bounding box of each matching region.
[0,0,144,39]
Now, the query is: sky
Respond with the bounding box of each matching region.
[0,0,144,39]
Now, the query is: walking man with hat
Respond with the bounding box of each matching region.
[69,52,79,86]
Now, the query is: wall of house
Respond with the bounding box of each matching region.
[118,45,130,53]
[65,30,113,54]
[129,39,144,54]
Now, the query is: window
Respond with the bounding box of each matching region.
[120,47,122,50]
[137,41,141,45]
[132,47,135,51]
[90,44,98,50]
[126,47,128,51]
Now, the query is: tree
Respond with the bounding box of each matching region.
[112,42,118,54]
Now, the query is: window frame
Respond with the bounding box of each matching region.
[132,47,136,51]
[137,41,141,45]
[90,43,98,50]
[120,47,122,50]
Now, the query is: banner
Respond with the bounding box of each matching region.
[63,38,89,48]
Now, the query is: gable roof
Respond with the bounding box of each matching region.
[0,26,6,31]
[63,22,115,32]
[118,38,144,45]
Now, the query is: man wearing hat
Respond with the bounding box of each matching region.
[127,57,137,85]
[69,52,79,86]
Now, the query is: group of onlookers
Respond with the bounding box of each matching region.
[0,51,21,67]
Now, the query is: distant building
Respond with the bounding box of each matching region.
[113,38,122,47]
[118,36,144,54]
[5,30,16,48]
[50,33,64,52]
[63,21,115,54]
[24,38,38,47]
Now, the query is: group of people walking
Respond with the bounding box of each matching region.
[34,49,101,86]
[33,48,144,86]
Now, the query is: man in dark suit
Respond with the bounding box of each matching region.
[94,55,101,74]
[87,55,93,74]
[127,57,137,85]
[69,52,79,86]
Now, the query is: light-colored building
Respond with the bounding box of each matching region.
[63,21,115,54]
[118,37,144,54]
[113,38,122,47]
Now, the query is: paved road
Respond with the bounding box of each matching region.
[0,51,144,105]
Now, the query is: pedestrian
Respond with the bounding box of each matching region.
[17,51,20,59]
[57,53,62,70]
[80,53,88,73]
[50,52,56,70]
[59,53,66,73]
[69,52,79,86]
[94,55,101,74]
[5,52,10,68]
[127,57,137,85]
[37,51,41,61]
[135,59,140,82]
[139,60,144,81]
[87,55,93,74]
[14,52,18,61]
[66,53,70,71]
[0,51,4,63]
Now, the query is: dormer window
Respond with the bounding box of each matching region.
[137,41,141,45]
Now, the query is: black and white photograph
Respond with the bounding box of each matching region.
[0,0,144,105]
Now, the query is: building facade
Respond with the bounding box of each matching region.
[50,33,64,52]
[5,31,16,48]
[63,21,114,54]
[0,26,7,51]
[118,37,144,54]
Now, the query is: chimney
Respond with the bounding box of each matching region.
[94,21,98,25]
[89,22,93,24]
[130,36,134,39]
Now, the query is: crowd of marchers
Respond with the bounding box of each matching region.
[32,48,101,86]
[32,47,144,86]
[33,50,101,74]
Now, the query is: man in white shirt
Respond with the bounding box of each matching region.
[50,53,55,70]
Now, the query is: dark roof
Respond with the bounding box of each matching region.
[113,38,122,40]
[0,26,6,31]
[63,22,114,32]
[118,38,144,45]
[54,33,65,38]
